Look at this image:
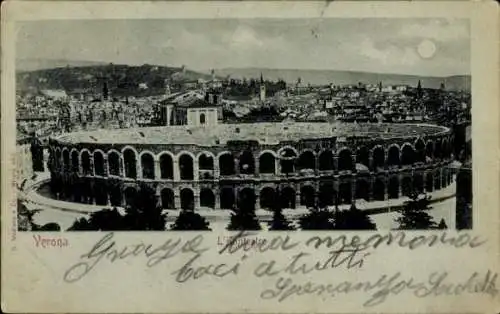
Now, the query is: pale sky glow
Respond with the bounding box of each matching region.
[16,18,470,76]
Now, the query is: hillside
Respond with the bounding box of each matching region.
[16,63,215,96]
[215,68,471,91]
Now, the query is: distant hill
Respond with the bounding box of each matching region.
[215,68,471,91]
[16,62,215,97]
[16,58,109,72]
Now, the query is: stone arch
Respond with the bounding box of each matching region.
[278,147,297,174]
[62,148,70,171]
[124,186,137,208]
[159,152,174,179]
[200,113,206,125]
[372,146,385,170]
[280,186,296,209]
[318,150,334,171]
[401,143,415,166]
[401,176,412,197]
[54,148,61,169]
[220,187,235,209]
[140,152,155,179]
[200,188,215,208]
[108,150,120,176]
[414,173,424,194]
[218,152,235,176]
[387,145,400,167]
[198,151,214,170]
[180,188,195,210]
[259,151,276,174]
[338,181,352,205]
[178,153,194,180]
[81,150,91,175]
[109,184,122,207]
[300,185,316,207]
[355,179,370,201]
[93,150,105,176]
[161,188,175,209]
[337,148,353,172]
[123,148,137,178]
[434,170,442,190]
[318,182,335,207]
[425,140,434,161]
[71,150,79,173]
[239,150,255,175]
[388,176,399,199]
[356,146,370,169]
[441,168,448,188]
[373,178,385,201]
[442,138,450,159]
[238,187,256,212]
[426,172,434,192]
[415,138,426,163]
[297,150,316,171]
[259,187,277,209]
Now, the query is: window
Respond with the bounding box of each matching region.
[200,113,206,125]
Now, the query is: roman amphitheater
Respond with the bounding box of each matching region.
[46,122,455,213]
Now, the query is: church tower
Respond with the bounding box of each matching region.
[164,79,171,96]
[259,73,266,101]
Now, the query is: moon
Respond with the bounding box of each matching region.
[417,39,437,59]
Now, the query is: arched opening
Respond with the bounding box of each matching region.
[161,188,175,209]
[220,188,235,209]
[82,151,91,175]
[94,151,105,176]
[109,185,122,207]
[179,154,194,180]
[200,188,215,208]
[318,150,334,171]
[279,148,297,174]
[442,168,448,188]
[238,188,256,212]
[318,182,335,207]
[372,147,385,171]
[401,144,415,166]
[239,151,255,175]
[355,179,370,201]
[280,187,296,209]
[338,149,353,172]
[180,188,194,210]
[442,140,449,159]
[415,139,425,163]
[160,154,174,179]
[198,153,214,170]
[63,150,70,171]
[425,141,434,161]
[387,146,400,167]
[124,187,137,208]
[259,152,276,174]
[426,173,434,192]
[300,185,315,208]
[339,182,352,205]
[297,151,316,171]
[71,151,79,173]
[373,178,385,201]
[200,113,206,125]
[414,174,424,194]
[434,140,442,159]
[141,153,155,179]
[219,153,235,176]
[401,177,412,197]
[388,177,399,199]
[55,150,61,170]
[108,152,120,176]
[259,187,276,209]
[356,146,370,169]
[94,180,107,205]
[123,149,137,178]
[434,171,441,190]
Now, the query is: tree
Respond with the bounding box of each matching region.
[68,208,124,231]
[227,207,261,231]
[334,204,377,230]
[122,184,167,230]
[395,192,437,230]
[268,204,295,231]
[17,200,40,231]
[171,210,211,231]
[437,218,448,229]
[298,206,335,230]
